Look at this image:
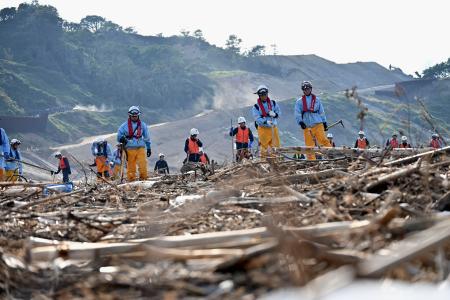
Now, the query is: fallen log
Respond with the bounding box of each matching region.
[383,146,450,167]
[363,163,420,192]
[357,218,450,278]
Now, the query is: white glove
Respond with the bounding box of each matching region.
[268,111,276,117]
[267,120,273,126]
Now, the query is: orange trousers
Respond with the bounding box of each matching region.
[5,169,18,182]
[257,126,280,158]
[126,147,148,181]
[303,123,331,160]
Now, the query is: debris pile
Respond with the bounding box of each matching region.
[0,146,449,299]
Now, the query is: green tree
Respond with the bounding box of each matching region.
[247,45,266,57]
[80,15,106,33]
[225,34,242,54]
[193,29,205,41]
[0,7,16,21]
[422,58,450,79]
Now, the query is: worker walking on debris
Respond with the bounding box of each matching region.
[184,128,203,163]
[386,133,399,149]
[399,136,411,148]
[91,139,112,180]
[430,133,443,149]
[111,143,125,179]
[154,153,170,175]
[252,85,281,157]
[355,131,370,149]
[0,127,10,181]
[327,133,336,147]
[5,139,23,182]
[295,81,331,160]
[51,152,71,183]
[117,106,152,181]
[230,116,254,161]
[199,148,210,165]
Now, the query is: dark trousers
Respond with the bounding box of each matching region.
[62,169,70,183]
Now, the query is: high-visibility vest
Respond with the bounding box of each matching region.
[302,94,317,113]
[389,139,399,148]
[430,139,441,149]
[59,157,67,169]
[188,138,199,154]
[357,138,367,149]
[236,127,249,143]
[127,119,142,139]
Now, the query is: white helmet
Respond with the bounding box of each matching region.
[327,133,333,138]
[254,84,269,95]
[10,138,21,145]
[54,151,62,157]
[432,133,439,138]
[358,130,365,135]
[128,106,141,116]
[301,81,313,90]
[159,153,165,157]
[190,128,199,135]
[401,136,408,141]
[237,116,246,124]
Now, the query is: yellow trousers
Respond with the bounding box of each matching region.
[126,147,147,181]
[0,168,4,181]
[5,169,18,182]
[303,123,331,160]
[257,126,280,158]
[95,156,110,174]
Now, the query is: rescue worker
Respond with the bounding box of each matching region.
[399,136,411,148]
[0,127,10,181]
[430,133,443,149]
[117,106,152,181]
[111,143,125,179]
[91,139,112,180]
[184,128,203,163]
[386,133,399,149]
[199,148,210,165]
[327,133,336,147]
[154,153,170,175]
[252,84,281,157]
[229,116,254,161]
[294,81,331,160]
[51,152,71,183]
[5,139,22,182]
[354,131,370,149]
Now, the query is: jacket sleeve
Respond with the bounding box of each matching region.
[106,144,113,161]
[197,140,203,147]
[366,139,370,147]
[230,128,238,136]
[252,105,266,126]
[142,124,151,149]
[317,98,327,123]
[273,101,281,118]
[294,99,303,125]
[64,158,71,170]
[154,161,158,171]
[354,140,358,148]
[1,129,10,154]
[249,129,254,142]
[184,139,189,153]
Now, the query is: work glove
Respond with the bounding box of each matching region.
[119,136,128,145]
[229,127,234,135]
[323,122,328,131]
[299,121,307,129]
[50,171,55,175]
[266,120,273,127]
[147,148,152,157]
[268,110,276,118]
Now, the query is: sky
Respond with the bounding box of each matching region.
[1,0,449,75]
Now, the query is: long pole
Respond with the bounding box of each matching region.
[231,119,235,163]
[0,153,53,172]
